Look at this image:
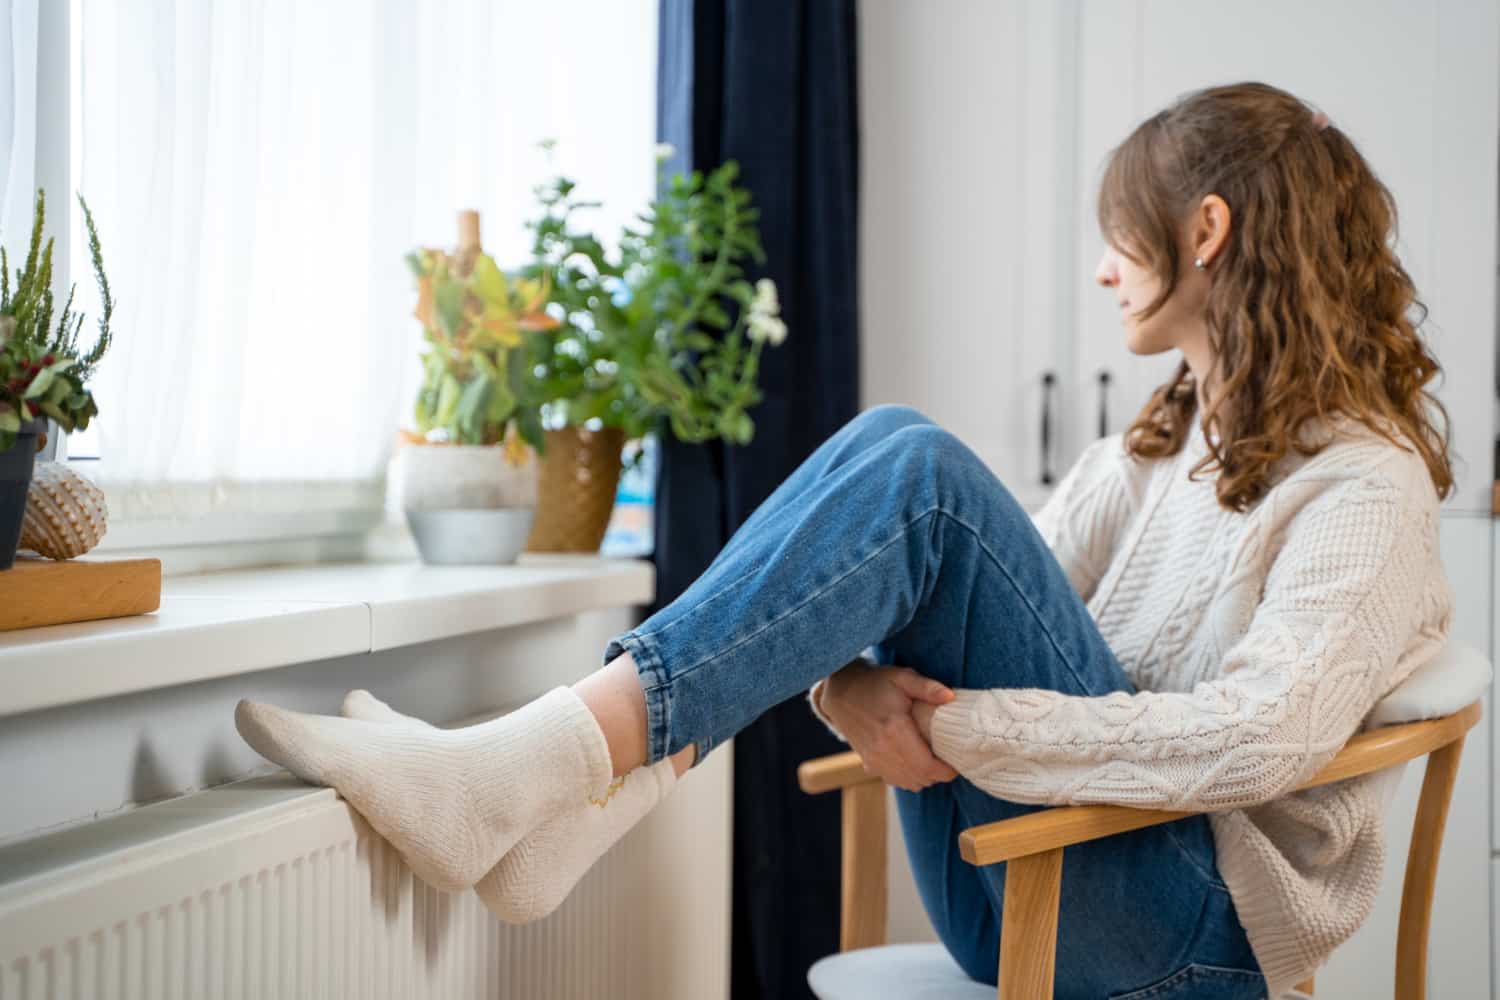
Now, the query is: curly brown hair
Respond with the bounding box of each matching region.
[1098,81,1452,511]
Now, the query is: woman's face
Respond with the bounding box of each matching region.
[1094,235,1209,357]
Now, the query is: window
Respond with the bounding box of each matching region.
[4,0,658,552]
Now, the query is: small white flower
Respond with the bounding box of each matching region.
[765,317,787,346]
[655,142,677,162]
[748,313,787,347]
[744,278,785,345]
[752,278,779,315]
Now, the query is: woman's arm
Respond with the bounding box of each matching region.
[928,458,1451,811]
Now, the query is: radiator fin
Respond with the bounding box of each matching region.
[1,787,724,1000]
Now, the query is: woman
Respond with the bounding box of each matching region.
[236,82,1453,999]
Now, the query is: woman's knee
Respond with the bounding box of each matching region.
[882,422,981,474]
[854,403,935,436]
[879,424,1022,520]
[827,405,940,469]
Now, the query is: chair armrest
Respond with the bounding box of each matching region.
[959,699,1482,866]
[798,750,880,794]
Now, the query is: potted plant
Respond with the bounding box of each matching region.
[520,148,786,552]
[392,210,561,565]
[0,190,112,570]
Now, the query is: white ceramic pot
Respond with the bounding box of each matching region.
[384,440,539,519]
[384,439,541,565]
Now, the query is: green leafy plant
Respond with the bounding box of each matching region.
[0,189,113,451]
[523,150,786,452]
[404,244,560,463]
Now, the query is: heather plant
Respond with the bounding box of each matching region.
[0,189,112,451]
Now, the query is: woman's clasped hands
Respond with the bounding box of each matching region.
[817,660,959,793]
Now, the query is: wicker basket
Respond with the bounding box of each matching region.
[525,425,627,553]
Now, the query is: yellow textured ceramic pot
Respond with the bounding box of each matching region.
[525,425,627,553]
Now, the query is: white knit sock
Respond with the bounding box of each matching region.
[234,687,613,892]
[340,689,678,922]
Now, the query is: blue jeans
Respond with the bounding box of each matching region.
[604,405,1265,999]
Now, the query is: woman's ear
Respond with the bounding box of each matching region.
[1192,194,1231,268]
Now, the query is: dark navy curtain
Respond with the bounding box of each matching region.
[653,2,861,998]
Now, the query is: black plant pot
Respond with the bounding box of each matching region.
[0,418,45,571]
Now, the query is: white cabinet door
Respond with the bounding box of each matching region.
[859,0,1082,511]
[1069,0,1498,513]
[1070,1,1181,458]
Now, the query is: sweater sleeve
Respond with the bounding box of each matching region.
[1030,433,1137,602]
[929,457,1450,811]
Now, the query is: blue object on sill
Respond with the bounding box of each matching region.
[600,432,658,558]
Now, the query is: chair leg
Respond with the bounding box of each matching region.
[839,781,888,951]
[1295,976,1314,994]
[1395,735,1467,1000]
[996,847,1063,999]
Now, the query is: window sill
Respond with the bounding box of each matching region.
[0,553,655,719]
[82,478,389,576]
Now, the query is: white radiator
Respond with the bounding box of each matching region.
[0,761,731,1000]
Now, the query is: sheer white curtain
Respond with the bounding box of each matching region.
[0,0,38,270]
[72,0,657,503]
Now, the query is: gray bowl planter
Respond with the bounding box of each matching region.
[405,508,535,565]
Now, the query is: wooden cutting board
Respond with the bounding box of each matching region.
[0,556,162,631]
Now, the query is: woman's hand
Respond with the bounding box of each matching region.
[818,661,958,792]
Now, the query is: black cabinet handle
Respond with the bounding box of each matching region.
[1097,369,1112,438]
[1041,371,1056,486]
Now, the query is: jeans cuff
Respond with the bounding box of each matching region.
[603,629,714,767]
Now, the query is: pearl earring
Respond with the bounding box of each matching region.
[1193,257,1206,270]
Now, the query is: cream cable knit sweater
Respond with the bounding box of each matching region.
[812,417,1451,998]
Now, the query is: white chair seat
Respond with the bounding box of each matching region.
[1364,639,1492,811]
[809,943,1320,999]
[808,943,995,1000]
[806,642,1492,1000]
[1366,638,1492,728]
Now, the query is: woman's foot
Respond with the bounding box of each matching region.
[340,689,677,922]
[233,687,613,892]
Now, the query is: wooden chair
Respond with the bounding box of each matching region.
[798,640,1491,1000]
